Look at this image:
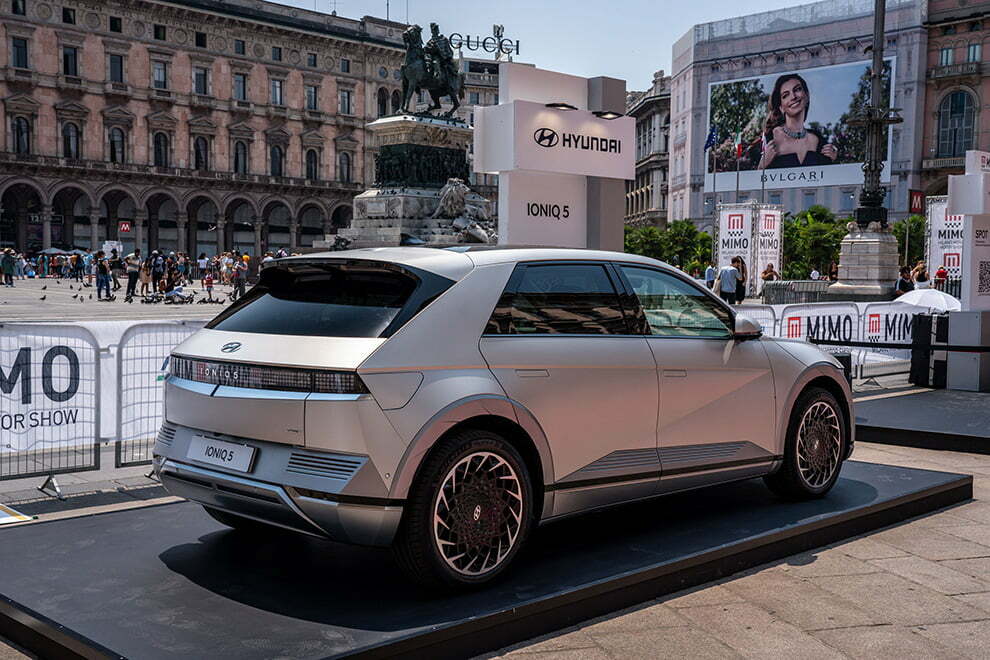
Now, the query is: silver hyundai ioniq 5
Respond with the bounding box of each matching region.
[154,247,853,588]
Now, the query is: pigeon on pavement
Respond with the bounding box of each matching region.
[39,295,46,301]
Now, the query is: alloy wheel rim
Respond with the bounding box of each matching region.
[433,451,523,576]
[796,400,842,488]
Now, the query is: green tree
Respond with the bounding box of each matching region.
[664,219,700,268]
[834,60,892,164]
[780,205,846,279]
[624,225,666,260]
[690,231,713,273]
[892,214,926,267]
[709,79,768,172]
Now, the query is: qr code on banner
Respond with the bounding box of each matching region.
[980,261,990,294]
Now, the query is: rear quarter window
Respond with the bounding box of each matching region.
[206,260,453,338]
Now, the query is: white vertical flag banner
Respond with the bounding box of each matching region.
[755,209,782,293]
[927,196,964,279]
[717,207,753,270]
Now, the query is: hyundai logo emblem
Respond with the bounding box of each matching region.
[533,127,559,148]
[220,342,242,353]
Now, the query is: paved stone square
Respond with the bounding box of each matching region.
[0,276,230,321]
[485,441,990,659]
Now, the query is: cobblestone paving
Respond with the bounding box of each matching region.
[0,275,230,321]
[485,442,990,659]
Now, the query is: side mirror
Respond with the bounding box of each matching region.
[733,313,763,340]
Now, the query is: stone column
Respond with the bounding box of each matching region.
[89,208,101,251]
[41,204,53,250]
[175,211,188,255]
[133,209,147,255]
[252,218,263,259]
[215,218,226,253]
[288,221,299,250]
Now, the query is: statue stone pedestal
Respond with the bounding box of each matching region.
[315,115,492,249]
[827,222,900,302]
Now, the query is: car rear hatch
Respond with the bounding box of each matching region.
[165,256,456,447]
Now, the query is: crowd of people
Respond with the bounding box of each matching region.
[0,246,296,304]
[894,260,953,296]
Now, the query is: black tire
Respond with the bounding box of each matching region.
[202,506,282,536]
[392,429,534,590]
[765,386,847,499]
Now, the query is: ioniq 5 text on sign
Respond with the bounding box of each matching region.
[154,247,854,588]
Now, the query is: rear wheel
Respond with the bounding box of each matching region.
[393,429,534,589]
[765,387,847,499]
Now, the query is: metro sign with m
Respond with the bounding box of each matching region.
[727,214,744,231]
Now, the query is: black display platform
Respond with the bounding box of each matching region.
[857,389,990,454]
[0,461,972,660]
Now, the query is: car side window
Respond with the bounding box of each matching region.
[486,264,628,335]
[619,265,732,338]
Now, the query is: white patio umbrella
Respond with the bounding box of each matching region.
[897,288,961,312]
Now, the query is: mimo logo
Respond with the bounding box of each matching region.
[727,214,744,230]
[533,128,559,148]
[786,316,802,338]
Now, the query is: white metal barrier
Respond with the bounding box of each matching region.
[0,323,101,481]
[736,304,777,336]
[116,321,205,467]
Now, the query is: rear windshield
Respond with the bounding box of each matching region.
[206,260,453,338]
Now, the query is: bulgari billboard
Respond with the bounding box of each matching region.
[705,58,895,192]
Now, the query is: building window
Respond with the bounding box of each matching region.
[194,136,209,170]
[944,25,957,35]
[340,58,350,73]
[234,39,245,55]
[153,132,169,167]
[13,116,30,154]
[938,90,976,157]
[940,47,954,67]
[233,140,248,173]
[62,122,80,159]
[193,67,209,95]
[338,151,351,183]
[62,7,75,24]
[62,46,78,76]
[233,73,247,101]
[271,46,282,62]
[108,53,124,82]
[776,55,785,64]
[109,127,125,163]
[971,21,983,32]
[109,16,122,33]
[152,61,168,89]
[469,91,480,104]
[338,89,352,115]
[12,37,28,69]
[270,78,283,105]
[968,43,981,63]
[305,85,319,110]
[802,190,816,210]
[153,24,166,41]
[307,52,317,67]
[270,144,283,176]
[840,189,855,211]
[195,31,206,48]
[12,0,26,16]
[391,89,401,114]
[305,149,319,180]
[377,87,388,117]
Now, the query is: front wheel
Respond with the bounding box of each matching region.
[393,429,534,590]
[765,387,847,499]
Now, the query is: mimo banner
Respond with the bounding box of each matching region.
[0,325,100,453]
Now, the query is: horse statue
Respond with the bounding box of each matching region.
[400,24,465,118]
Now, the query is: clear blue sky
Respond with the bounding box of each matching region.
[274,0,808,90]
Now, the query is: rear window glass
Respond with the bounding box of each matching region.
[206,261,449,338]
[487,263,628,335]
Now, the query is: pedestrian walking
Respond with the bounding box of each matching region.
[125,248,141,300]
[704,262,717,290]
[197,253,208,288]
[139,256,152,296]
[110,249,123,291]
[95,251,113,300]
[716,257,743,305]
[1,248,16,287]
[735,256,748,304]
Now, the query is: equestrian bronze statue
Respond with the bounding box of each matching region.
[400,23,465,118]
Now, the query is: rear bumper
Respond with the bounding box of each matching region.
[153,423,403,547]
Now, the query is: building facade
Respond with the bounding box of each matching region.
[921,0,990,194]
[669,0,927,233]
[625,70,670,227]
[0,0,406,256]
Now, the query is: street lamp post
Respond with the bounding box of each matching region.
[852,0,903,229]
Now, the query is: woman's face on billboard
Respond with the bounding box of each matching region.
[778,78,807,118]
